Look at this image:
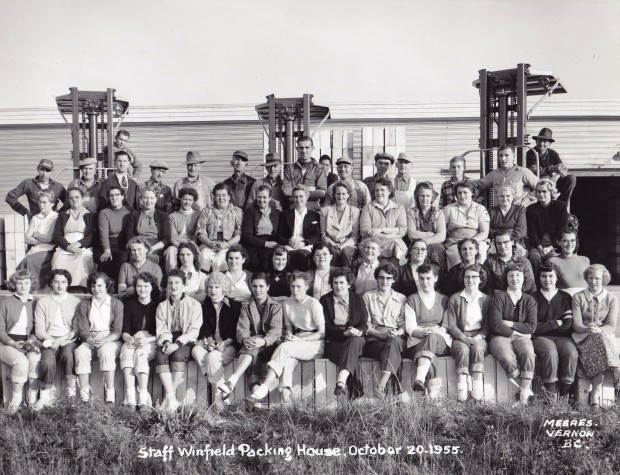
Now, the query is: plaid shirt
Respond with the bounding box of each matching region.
[439,176,484,209]
[282,159,327,196]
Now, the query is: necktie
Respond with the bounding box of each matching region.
[121,176,128,188]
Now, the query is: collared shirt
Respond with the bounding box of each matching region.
[334,293,350,326]
[168,294,186,333]
[459,290,484,331]
[363,174,392,199]
[478,165,539,206]
[443,201,490,245]
[196,204,242,241]
[361,200,407,238]
[89,295,112,332]
[173,175,216,211]
[355,260,379,295]
[363,289,406,330]
[293,207,308,239]
[224,173,255,209]
[282,159,327,197]
[256,207,274,236]
[439,176,484,209]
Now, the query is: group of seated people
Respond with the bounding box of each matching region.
[0,129,616,414]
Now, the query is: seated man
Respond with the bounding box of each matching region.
[485,230,536,294]
[223,151,256,211]
[526,128,576,206]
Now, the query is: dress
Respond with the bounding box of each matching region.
[406,206,447,273]
[51,208,94,287]
[17,211,58,285]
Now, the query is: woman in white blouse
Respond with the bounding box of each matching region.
[224,245,252,303]
[320,181,360,267]
[177,242,208,303]
[307,243,333,300]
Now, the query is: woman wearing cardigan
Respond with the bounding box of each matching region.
[446,264,491,402]
[73,272,123,403]
[241,184,281,272]
[488,185,527,254]
[33,269,80,408]
[321,268,369,398]
[320,181,361,267]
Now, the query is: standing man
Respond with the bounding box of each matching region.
[99,151,141,211]
[282,136,327,212]
[363,152,394,199]
[392,152,416,210]
[319,155,339,187]
[66,157,101,214]
[172,151,216,211]
[477,145,539,207]
[143,160,173,213]
[103,130,142,179]
[526,128,576,205]
[247,153,284,210]
[324,157,371,209]
[223,150,256,211]
[6,159,66,219]
[439,156,484,209]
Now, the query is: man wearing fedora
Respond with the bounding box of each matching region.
[99,151,141,211]
[324,156,372,209]
[65,157,101,213]
[526,128,576,205]
[363,152,394,199]
[223,150,256,211]
[6,159,66,220]
[247,153,284,210]
[172,151,216,211]
[143,160,173,213]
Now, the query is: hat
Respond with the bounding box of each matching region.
[149,160,169,170]
[232,150,249,161]
[186,151,205,165]
[38,159,54,171]
[374,152,394,164]
[264,153,281,167]
[78,157,97,168]
[396,152,413,163]
[336,156,353,166]
[533,128,555,143]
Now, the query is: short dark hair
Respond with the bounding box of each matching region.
[251,272,270,285]
[176,242,200,270]
[132,271,161,300]
[319,154,331,163]
[166,268,187,285]
[297,136,313,147]
[226,244,247,261]
[116,130,130,139]
[498,144,515,154]
[212,182,231,197]
[108,186,125,198]
[288,271,310,285]
[463,263,488,289]
[87,272,115,295]
[67,186,85,198]
[374,263,398,280]
[178,187,198,201]
[115,150,130,160]
[417,263,439,277]
[310,243,332,268]
[329,267,354,287]
[538,261,562,281]
[503,261,527,279]
[47,269,72,287]
[255,184,272,196]
[373,177,395,200]
[452,179,475,197]
[330,181,352,201]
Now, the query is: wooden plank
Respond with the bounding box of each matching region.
[15,215,26,233]
[4,215,15,234]
[444,357,458,399]
[494,358,511,403]
[2,361,13,407]
[314,359,327,406]
[320,130,331,160]
[195,365,208,405]
[114,365,124,404]
[331,129,344,162]
[384,127,397,165]
[175,366,187,405]
[401,358,414,395]
[301,360,314,400]
[483,355,496,403]
[151,366,164,405]
[185,360,199,406]
[324,359,337,408]
[90,363,105,400]
[343,130,354,162]
[231,360,245,403]
[361,127,375,180]
[291,361,302,399]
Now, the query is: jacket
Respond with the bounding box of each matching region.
[446,291,491,341]
[237,296,283,347]
[489,291,537,338]
[199,297,242,350]
[53,209,96,250]
[241,204,281,247]
[6,177,66,216]
[276,208,321,245]
[125,209,171,247]
[156,295,202,346]
[320,291,368,341]
[73,297,124,342]
[0,295,36,344]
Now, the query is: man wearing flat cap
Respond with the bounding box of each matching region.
[324,156,371,209]
[223,150,256,211]
[65,157,101,213]
[6,159,66,220]
[143,160,173,213]
[247,153,284,210]
[526,128,576,205]
[282,136,327,212]
[392,152,417,210]
[172,151,216,211]
[364,152,394,199]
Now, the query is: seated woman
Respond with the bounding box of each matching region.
[407,181,447,273]
[52,186,95,289]
[488,262,537,405]
[268,246,292,302]
[403,265,452,397]
[241,184,281,272]
[224,245,252,304]
[360,177,407,265]
[394,239,430,297]
[18,190,58,288]
[250,271,325,403]
[446,264,490,402]
[362,263,407,399]
[321,268,369,398]
[74,272,123,403]
[485,230,536,294]
[125,186,171,265]
[120,272,161,408]
[531,262,577,400]
[33,269,80,409]
[165,186,201,272]
[548,228,590,296]
[526,178,568,276]
[0,270,42,413]
[118,237,164,299]
[307,243,333,300]
[196,183,243,272]
[276,185,321,271]
[443,180,490,269]
[177,242,208,303]
[217,272,283,400]
[155,269,202,412]
[320,181,360,267]
[488,185,527,256]
[443,238,490,297]
[352,237,382,295]
[572,264,618,407]
[191,272,241,409]
[97,186,132,283]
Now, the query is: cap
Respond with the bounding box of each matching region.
[78,157,97,168]
[38,159,54,171]
[149,160,169,170]
[396,152,413,163]
[186,151,205,165]
[336,156,354,166]
[374,152,394,164]
[233,150,249,161]
[264,153,281,167]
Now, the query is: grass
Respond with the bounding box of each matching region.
[0,396,618,475]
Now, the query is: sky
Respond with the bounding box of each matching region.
[1,0,619,109]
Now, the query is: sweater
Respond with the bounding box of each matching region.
[526,200,568,248]
[404,292,451,348]
[237,296,283,346]
[531,290,572,338]
[489,291,537,338]
[320,291,369,341]
[446,291,491,341]
[156,295,202,346]
[98,206,131,251]
[34,293,81,340]
[548,255,590,290]
[281,296,325,334]
[122,298,159,336]
[74,297,124,342]
[571,289,617,343]
[0,295,35,344]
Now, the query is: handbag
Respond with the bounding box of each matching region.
[577,332,620,378]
